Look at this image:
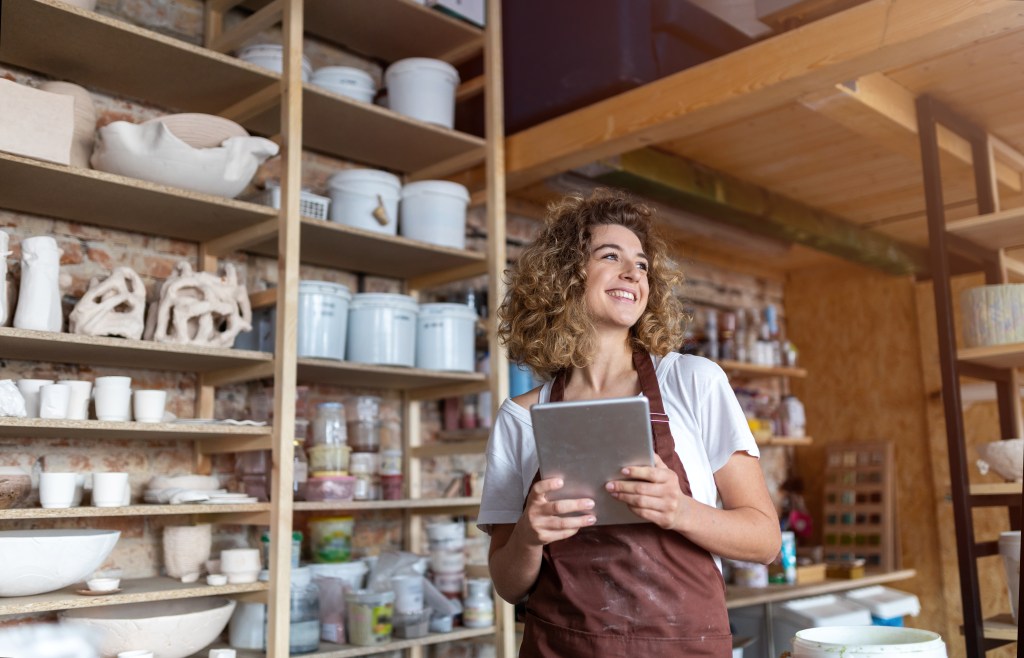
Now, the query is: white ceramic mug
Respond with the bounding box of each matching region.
[39,472,77,508]
[16,378,54,417]
[132,389,167,423]
[95,386,132,421]
[94,375,131,389]
[38,383,71,419]
[62,379,93,420]
[92,472,129,507]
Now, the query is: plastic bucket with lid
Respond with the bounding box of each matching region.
[791,627,946,658]
[346,293,418,367]
[415,303,477,372]
[399,181,470,249]
[999,530,1020,621]
[297,281,351,360]
[384,58,459,128]
[327,169,402,235]
[311,66,376,103]
[346,589,395,645]
[237,44,312,82]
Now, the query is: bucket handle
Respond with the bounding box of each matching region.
[373,194,390,226]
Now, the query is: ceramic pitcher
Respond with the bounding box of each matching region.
[13,236,63,332]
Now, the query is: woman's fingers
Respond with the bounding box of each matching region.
[522,476,596,544]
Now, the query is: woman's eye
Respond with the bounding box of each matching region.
[601,253,618,261]
[637,262,649,272]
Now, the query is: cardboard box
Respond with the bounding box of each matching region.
[0,79,74,165]
[427,0,484,27]
[795,563,827,584]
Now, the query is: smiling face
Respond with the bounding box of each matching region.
[583,223,650,332]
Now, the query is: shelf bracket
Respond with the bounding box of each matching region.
[202,218,279,257]
[206,0,285,54]
[200,361,275,388]
[218,82,282,125]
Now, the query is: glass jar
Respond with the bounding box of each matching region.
[289,566,320,654]
[463,578,494,628]
[346,396,381,452]
[313,402,347,445]
[237,450,270,501]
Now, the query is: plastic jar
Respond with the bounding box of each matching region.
[463,578,494,628]
[346,589,395,646]
[261,530,303,569]
[311,66,376,103]
[309,517,355,563]
[349,452,379,501]
[313,402,347,445]
[289,566,321,654]
[346,395,381,452]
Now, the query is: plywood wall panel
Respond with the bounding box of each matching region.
[785,262,949,640]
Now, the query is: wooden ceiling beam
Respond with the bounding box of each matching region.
[800,73,1022,193]
[504,0,1024,191]
[577,148,930,275]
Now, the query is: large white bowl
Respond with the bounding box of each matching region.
[977,438,1024,481]
[0,529,120,597]
[62,597,236,658]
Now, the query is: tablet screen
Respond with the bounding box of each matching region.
[530,396,655,525]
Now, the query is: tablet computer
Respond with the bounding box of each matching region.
[530,396,655,525]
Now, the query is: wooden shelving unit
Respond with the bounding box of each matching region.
[0,503,271,520]
[198,627,498,658]
[946,206,1024,250]
[0,577,268,616]
[294,496,481,513]
[717,359,808,378]
[959,342,1024,369]
[296,359,487,390]
[0,417,270,442]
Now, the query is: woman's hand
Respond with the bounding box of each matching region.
[606,453,687,531]
[516,476,596,546]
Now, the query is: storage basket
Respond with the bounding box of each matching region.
[252,183,330,220]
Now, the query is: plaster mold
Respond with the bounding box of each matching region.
[91,121,278,198]
[69,267,146,340]
[147,262,251,347]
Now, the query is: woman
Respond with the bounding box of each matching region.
[478,190,781,657]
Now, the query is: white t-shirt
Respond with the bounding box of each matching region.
[477,353,759,534]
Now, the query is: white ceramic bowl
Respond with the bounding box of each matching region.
[977,438,1024,481]
[143,114,249,149]
[61,597,236,658]
[0,529,120,597]
[91,121,279,199]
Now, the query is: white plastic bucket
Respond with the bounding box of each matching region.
[384,58,460,128]
[999,530,1020,622]
[308,561,368,593]
[297,281,352,360]
[346,293,418,367]
[237,44,311,82]
[400,181,470,249]
[327,169,402,235]
[415,303,477,372]
[792,627,946,658]
[311,66,376,103]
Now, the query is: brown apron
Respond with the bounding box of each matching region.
[520,350,732,657]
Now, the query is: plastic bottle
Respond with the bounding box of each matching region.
[289,566,320,654]
[463,578,495,628]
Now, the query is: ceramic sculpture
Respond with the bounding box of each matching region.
[147,262,251,347]
[0,231,10,327]
[13,236,63,333]
[0,380,27,417]
[38,81,96,169]
[163,524,212,579]
[91,120,279,198]
[69,266,146,339]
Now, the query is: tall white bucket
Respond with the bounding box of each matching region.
[384,58,459,129]
[416,303,477,372]
[297,281,351,360]
[792,627,946,658]
[999,530,1020,622]
[346,293,418,367]
[400,180,470,250]
[327,169,402,235]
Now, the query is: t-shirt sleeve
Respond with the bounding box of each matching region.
[697,360,760,472]
[476,400,534,534]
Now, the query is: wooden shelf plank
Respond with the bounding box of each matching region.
[410,439,488,458]
[947,207,1024,251]
[196,626,497,658]
[970,482,1023,496]
[0,0,485,174]
[725,568,917,609]
[436,428,491,442]
[982,613,1018,641]
[243,0,484,64]
[717,359,808,378]
[246,217,486,279]
[294,497,479,513]
[0,327,272,373]
[0,576,267,615]
[0,152,278,241]
[0,417,271,442]
[297,359,485,390]
[756,435,813,447]
[0,503,271,520]
[959,342,1024,369]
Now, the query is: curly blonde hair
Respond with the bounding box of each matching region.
[498,189,686,378]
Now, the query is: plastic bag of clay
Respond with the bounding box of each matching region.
[365,550,423,592]
[0,380,27,417]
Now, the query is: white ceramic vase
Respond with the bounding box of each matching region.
[0,231,10,327]
[13,236,63,333]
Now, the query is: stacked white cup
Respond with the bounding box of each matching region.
[425,521,466,599]
[94,376,132,421]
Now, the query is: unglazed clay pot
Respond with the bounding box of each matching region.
[91,121,279,198]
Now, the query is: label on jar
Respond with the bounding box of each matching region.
[464,605,494,628]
